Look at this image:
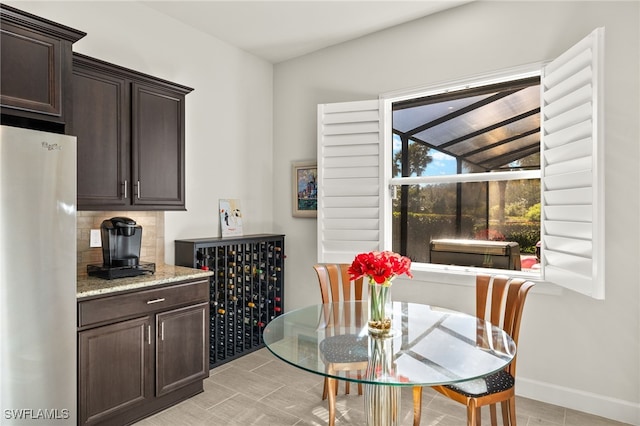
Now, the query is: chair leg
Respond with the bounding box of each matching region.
[467,403,476,426]
[501,401,509,426]
[490,403,498,426]
[322,377,328,400]
[467,399,481,426]
[508,396,517,426]
[327,376,337,426]
[412,386,422,426]
[392,387,399,423]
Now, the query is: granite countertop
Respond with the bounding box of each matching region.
[77,264,213,299]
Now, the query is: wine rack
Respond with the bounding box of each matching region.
[175,234,285,368]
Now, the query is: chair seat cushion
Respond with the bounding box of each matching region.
[319,334,368,363]
[446,370,514,397]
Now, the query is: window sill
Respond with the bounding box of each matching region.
[405,263,563,296]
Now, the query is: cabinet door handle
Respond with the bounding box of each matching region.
[137,180,141,199]
[123,180,128,199]
[147,325,151,345]
[147,298,165,304]
[160,322,164,341]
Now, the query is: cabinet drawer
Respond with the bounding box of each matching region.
[79,279,208,328]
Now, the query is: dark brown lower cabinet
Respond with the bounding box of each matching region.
[79,317,153,424]
[78,279,209,426]
[156,304,208,397]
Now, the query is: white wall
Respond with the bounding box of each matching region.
[273,1,639,424]
[7,0,276,264]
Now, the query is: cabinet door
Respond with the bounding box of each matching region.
[156,302,209,396]
[79,316,153,425]
[72,58,130,209]
[131,82,186,209]
[0,5,84,125]
[0,20,62,118]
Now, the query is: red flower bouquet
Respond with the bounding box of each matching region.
[348,251,412,334]
[348,251,413,285]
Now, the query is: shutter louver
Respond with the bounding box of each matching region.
[317,99,382,263]
[541,28,605,299]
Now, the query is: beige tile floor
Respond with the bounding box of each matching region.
[136,348,630,426]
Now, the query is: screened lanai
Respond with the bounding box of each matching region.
[391,76,542,269]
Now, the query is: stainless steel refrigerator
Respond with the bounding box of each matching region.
[0,125,77,425]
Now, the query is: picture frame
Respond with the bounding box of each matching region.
[292,161,317,218]
[219,199,243,237]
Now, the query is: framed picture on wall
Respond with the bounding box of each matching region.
[292,161,317,218]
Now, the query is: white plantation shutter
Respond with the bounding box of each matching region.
[541,28,605,299]
[316,29,606,299]
[317,99,383,263]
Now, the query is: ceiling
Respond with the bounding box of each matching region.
[141,1,538,172]
[141,1,472,63]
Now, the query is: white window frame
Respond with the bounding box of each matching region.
[318,28,605,299]
[381,64,543,281]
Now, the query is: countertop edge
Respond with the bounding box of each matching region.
[77,264,213,299]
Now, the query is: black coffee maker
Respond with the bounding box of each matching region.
[88,216,155,279]
[101,217,142,267]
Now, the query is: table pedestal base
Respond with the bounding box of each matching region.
[363,333,400,425]
[364,384,400,426]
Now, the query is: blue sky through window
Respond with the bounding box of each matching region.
[393,134,457,177]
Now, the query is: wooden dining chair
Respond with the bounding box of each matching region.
[313,263,369,426]
[412,274,535,426]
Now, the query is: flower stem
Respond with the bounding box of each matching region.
[370,283,389,321]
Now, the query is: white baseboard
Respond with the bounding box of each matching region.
[517,376,640,425]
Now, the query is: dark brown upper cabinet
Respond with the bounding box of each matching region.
[0,4,85,131]
[70,53,193,211]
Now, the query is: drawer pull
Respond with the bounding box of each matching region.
[147,298,166,304]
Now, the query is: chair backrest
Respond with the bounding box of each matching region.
[476,274,535,378]
[313,264,367,331]
[313,264,366,304]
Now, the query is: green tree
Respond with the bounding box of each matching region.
[393,140,432,177]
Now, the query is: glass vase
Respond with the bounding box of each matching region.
[368,281,392,335]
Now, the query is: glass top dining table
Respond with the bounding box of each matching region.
[263,301,515,426]
[263,301,516,387]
